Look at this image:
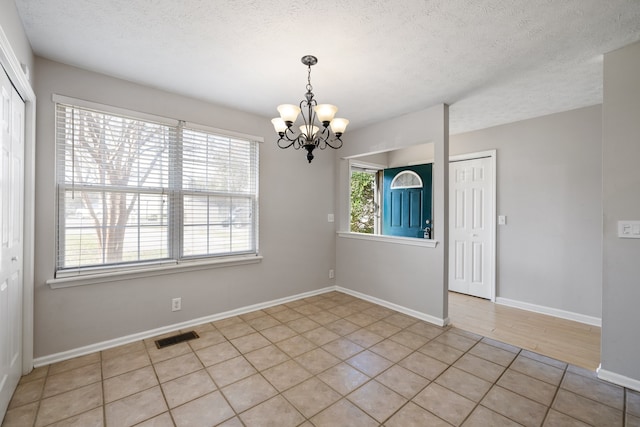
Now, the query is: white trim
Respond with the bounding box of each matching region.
[496,297,602,327]
[33,286,455,367]
[349,159,385,171]
[449,150,496,162]
[34,286,335,367]
[337,231,438,248]
[597,365,640,392]
[0,24,36,375]
[448,150,497,302]
[336,286,450,327]
[408,158,434,166]
[47,255,264,289]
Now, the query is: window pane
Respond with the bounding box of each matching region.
[350,171,376,234]
[60,190,169,269]
[182,194,254,257]
[182,125,257,258]
[183,225,210,257]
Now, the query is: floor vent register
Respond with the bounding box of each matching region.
[154,331,199,349]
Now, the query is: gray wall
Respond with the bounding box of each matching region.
[450,106,603,319]
[33,58,337,358]
[0,0,33,85]
[335,105,449,322]
[601,41,640,382]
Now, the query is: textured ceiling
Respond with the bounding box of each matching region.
[14,0,640,134]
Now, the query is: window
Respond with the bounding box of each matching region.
[349,164,380,234]
[390,170,423,189]
[55,100,259,276]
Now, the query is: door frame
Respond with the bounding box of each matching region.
[0,26,36,374]
[449,150,497,302]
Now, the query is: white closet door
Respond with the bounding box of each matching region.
[0,67,25,421]
[449,156,493,299]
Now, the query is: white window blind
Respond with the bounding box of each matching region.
[55,102,258,275]
[181,126,258,258]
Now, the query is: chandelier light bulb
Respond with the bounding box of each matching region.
[277,104,301,123]
[299,125,319,139]
[330,118,349,135]
[271,118,287,133]
[314,104,338,124]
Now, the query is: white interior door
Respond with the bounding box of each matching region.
[0,68,25,419]
[449,155,494,300]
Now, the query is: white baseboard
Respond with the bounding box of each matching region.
[35,285,451,367]
[495,297,601,327]
[597,364,640,392]
[34,286,336,367]
[336,286,449,327]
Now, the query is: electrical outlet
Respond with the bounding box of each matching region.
[329,269,335,279]
[171,297,181,312]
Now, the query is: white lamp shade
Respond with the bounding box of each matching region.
[271,118,288,133]
[277,104,301,123]
[314,104,338,123]
[299,124,319,139]
[330,118,349,134]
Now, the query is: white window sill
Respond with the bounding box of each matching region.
[47,255,263,289]
[337,232,438,247]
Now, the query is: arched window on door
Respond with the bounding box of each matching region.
[390,170,423,189]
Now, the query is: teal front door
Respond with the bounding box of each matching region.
[382,164,432,238]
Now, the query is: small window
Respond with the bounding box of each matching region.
[350,169,379,234]
[390,171,423,189]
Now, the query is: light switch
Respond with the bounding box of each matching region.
[327,214,334,223]
[498,215,506,225]
[618,221,640,238]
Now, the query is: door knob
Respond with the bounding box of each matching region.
[11,256,18,262]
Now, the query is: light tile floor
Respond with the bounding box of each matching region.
[3,291,639,426]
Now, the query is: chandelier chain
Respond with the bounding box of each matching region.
[306,64,313,93]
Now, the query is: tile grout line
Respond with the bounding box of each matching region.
[146,340,179,427]
[100,351,106,427]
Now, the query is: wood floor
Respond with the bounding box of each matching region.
[447,291,601,371]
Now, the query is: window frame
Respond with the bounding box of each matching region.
[50,95,263,284]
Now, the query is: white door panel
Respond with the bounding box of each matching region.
[449,156,494,299]
[0,68,24,421]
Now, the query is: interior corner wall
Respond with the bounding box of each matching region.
[601,41,640,384]
[0,1,34,86]
[32,57,337,358]
[335,105,449,322]
[450,105,603,319]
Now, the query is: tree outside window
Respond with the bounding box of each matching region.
[350,170,377,233]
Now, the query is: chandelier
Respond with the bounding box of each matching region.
[271,55,349,163]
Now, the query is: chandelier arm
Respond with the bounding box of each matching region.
[276,137,296,149]
[314,126,330,149]
[294,135,307,149]
[282,126,299,142]
[324,136,344,150]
